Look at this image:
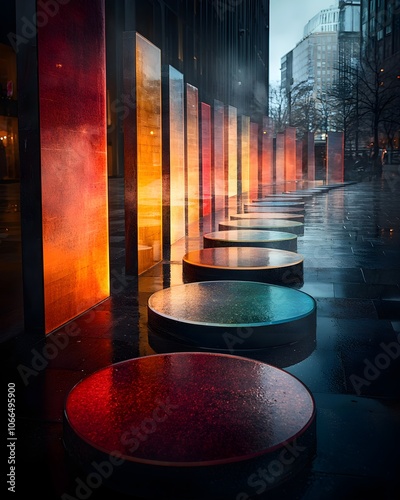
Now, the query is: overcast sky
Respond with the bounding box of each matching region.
[269,0,337,84]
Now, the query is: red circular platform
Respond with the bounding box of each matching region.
[63,353,316,498]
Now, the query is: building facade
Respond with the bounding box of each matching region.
[281,1,361,96]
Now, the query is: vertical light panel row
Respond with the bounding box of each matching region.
[38,0,109,333]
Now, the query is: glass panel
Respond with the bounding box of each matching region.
[186,84,199,229]
[213,100,225,214]
[225,105,237,212]
[38,0,109,333]
[327,132,344,183]
[168,66,185,244]
[239,115,250,200]
[249,122,259,200]
[136,33,162,274]
[200,102,212,217]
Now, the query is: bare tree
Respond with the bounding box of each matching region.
[356,38,400,169]
[268,83,289,133]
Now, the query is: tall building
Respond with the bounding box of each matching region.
[281,1,360,96]
[361,0,400,66]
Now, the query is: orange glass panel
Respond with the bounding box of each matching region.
[275,133,285,185]
[239,115,250,200]
[225,105,237,211]
[306,133,316,181]
[38,0,109,333]
[213,100,225,214]
[136,34,162,274]
[285,127,297,182]
[168,66,185,244]
[250,122,259,200]
[201,103,212,217]
[260,116,273,194]
[296,140,303,180]
[186,84,199,228]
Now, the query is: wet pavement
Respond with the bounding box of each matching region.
[2,174,400,499]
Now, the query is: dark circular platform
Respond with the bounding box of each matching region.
[182,247,303,285]
[203,229,297,251]
[253,197,305,203]
[244,205,305,214]
[147,281,316,349]
[231,212,304,223]
[63,352,316,499]
[247,201,305,208]
[219,218,304,235]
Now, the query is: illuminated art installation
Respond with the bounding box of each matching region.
[163,66,185,246]
[38,0,109,333]
[238,115,250,202]
[225,105,238,212]
[124,32,162,275]
[186,84,200,228]
[213,100,225,214]
[200,103,212,217]
[284,126,297,182]
[260,116,274,194]
[249,122,260,200]
[275,133,285,185]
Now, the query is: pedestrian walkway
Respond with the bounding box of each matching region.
[3,176,400,499]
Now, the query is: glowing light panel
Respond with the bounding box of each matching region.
[168,66,185,244]
[250,122,259,200]
[136,34,162,274]
[275,133,285,185]
[186,84,199,228]
[239,115,250,199]
[225,105,237,210]
[201,103,212,217]
[261,116,273,193]
[285,127,296,182]
[213,100,225,213]
[38,0,109,333]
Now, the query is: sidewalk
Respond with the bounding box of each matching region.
[3,176,400,499]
